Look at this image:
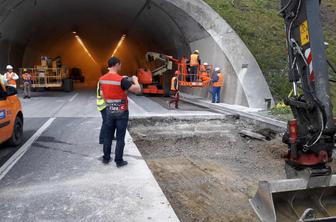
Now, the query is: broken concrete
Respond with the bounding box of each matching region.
[129,117,288,221]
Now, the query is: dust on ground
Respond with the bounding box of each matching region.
[129,116,288,222]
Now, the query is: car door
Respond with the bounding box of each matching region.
[0,84,11,143]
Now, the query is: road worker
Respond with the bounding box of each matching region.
[4,65,19,88]
[168,71,180,109]
[180,56,188,82]
[212,67,224,103]
[190,50,201,82]
[22,69,32,99]
[200,62,211,86]
[99,57,141,166]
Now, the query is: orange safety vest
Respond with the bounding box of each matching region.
[190,53,199,66]
[5,72,17,88]
[213,73,224,87]
[22,73,31,81]
[99,73,128,112]
[171,77,179,91]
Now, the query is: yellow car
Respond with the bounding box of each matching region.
[0,78,24,146]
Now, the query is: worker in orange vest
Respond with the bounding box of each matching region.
[4,65,19,88]
[200,63,211,86]
[99,57,141,166]
[190,50,201,82]
[212,67,224,103]
[22,69,32,99]
[181,56,188,82]
[168,71,180,109]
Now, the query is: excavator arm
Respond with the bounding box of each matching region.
[250,1,336,221]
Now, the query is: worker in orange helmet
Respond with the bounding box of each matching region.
[168,71,180,109]
[99,57,141,166]
[4,65,19,88]
[22,68,32,99]
[190,50,201,82]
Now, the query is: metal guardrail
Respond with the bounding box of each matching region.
[19,68,68,88]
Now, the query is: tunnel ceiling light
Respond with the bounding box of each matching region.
[75,35,99,66]
[111,34,127,57]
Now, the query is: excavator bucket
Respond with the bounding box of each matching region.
[250,176,336,221]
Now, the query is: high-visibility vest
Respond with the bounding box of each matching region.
[22,73,31,80]
[190,53,199,66]
[213,73,224,87]
[4,72,17,88]
[171,77,179,91]
[99,73,128,111]
[96,81,107,112]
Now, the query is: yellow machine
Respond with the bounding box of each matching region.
[20,56,73,92]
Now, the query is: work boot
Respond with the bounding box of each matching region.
[116,161,128,168]
[101,156,111,164]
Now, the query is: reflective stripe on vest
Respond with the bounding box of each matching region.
[213,73,223,87]
[190,54,199,66]
[171,77,178,91]
[99,73,128,111]
[99,80,121,85]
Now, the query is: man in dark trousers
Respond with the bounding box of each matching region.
[99,57,141,167]
[168,72,179,109]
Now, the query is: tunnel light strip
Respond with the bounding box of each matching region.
[75,35,99,66]
[111,34,127,57]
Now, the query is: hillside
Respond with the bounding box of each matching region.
[204,0,336,102]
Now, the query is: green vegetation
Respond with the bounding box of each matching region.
[204,0,336,104]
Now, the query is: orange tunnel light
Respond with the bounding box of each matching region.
[75,35,99,66]
[111,34,126,57]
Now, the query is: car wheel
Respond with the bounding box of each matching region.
[8,116,23,146]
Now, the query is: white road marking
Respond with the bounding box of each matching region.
[68,93,79,102]
[0,118,55,180]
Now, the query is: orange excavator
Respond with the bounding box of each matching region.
[137,52,212,95]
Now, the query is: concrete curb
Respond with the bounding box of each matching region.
[179,96,287,132]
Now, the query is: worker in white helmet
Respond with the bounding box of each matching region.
[4,65,19,88]
[211,67,224,103]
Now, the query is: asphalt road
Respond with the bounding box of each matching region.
[0,117,49,166]
[0,89,218,221]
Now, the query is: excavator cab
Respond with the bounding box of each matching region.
[250,0,336,221]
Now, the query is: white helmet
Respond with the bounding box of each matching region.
[203,62,209,66]
[6,65,13,70]
[215,67,221,72]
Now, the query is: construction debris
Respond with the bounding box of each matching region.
[239,129,266,140]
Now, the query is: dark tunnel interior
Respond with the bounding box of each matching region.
[0,0,210,87]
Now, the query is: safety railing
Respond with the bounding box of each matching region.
[19,68,68,88]
[176,64,213,88]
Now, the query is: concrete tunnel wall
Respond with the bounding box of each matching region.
[0,0,273,108]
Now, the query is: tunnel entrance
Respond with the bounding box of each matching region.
[0,0,206,87]
[0,0,273,108]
